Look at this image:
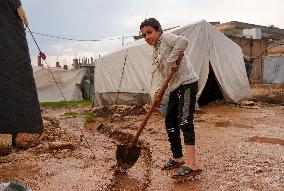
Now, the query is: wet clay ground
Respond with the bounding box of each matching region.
[0,102,283,191]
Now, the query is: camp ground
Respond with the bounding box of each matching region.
[1,2,283,190]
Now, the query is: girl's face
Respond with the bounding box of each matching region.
[141,26,161,46]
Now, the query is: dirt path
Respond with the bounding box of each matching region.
[103,103,284,191]
[0,103,283,191]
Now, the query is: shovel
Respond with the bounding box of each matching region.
[116,53,184,169]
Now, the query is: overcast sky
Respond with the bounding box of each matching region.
[22,0,284,67]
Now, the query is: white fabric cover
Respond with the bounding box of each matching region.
[263,56,284,84]
[94,20,252,105]
[33,67,85,102]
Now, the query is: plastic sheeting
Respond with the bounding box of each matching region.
[94,20,252,106]
[33,67,85,102]
[263,56,284,84]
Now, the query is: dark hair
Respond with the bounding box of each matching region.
[140,18,162,32]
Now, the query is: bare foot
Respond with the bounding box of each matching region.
[174,157,185,164]
[185,163,200,170]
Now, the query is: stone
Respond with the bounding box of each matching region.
[15,133,41,149]
[112,113,122,118]
[240,100,255,106]
[48,141,75,151]
[43,119,51,127]
[0,134,12,156]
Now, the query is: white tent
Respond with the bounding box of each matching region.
[94,20,252,106]
[33,67,85,102]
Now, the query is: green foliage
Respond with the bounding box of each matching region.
[83,112,96,123]
[40,100,92,109]
[64,112,78,118]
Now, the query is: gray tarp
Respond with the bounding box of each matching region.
[263,56,284,84]
[0,0,43,138]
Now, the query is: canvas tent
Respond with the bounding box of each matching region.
[94,20,252,106]
[33,67,86,102]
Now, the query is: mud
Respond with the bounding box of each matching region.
[0,102,283,191]
[96,124,152,190]
[251,84,284,104]
[247,136,284,146]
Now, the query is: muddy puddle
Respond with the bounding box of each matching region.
[96,124,152,191]
[247,136,284,146]
[214,120,254,129]
[111,170,143,191]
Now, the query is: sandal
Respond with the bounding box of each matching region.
[162,159,185,170]
[171,166,202,179]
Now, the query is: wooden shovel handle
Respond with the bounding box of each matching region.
[129,53,184,147]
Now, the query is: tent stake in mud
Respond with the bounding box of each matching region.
[116,53,184,169]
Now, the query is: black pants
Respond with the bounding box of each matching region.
[165,81,198,159]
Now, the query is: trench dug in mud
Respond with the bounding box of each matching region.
[1,101,283,191]
[96,125,152,191]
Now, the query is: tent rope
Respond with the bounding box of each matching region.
[27,30,134,42]
[115,49,128,104]
[27,25,96,159]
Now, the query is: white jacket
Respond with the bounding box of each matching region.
[151,33,199,99]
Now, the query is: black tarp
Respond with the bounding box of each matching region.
[0,0,43,139]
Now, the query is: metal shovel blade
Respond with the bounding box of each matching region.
[116,144,141,169]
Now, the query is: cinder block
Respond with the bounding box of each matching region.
[0,134,12,156]
[15,133,40,149]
